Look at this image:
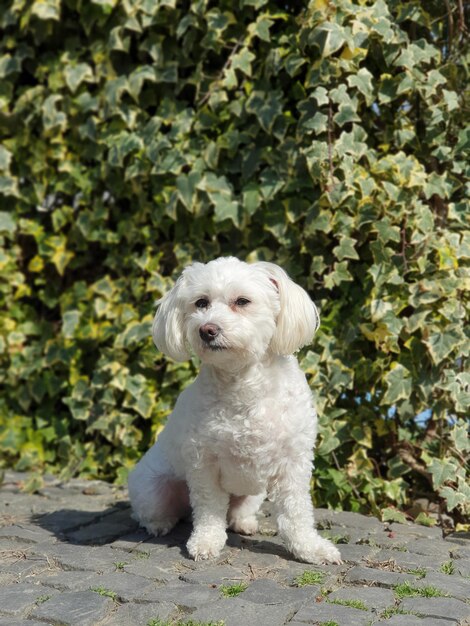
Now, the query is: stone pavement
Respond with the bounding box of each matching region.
[0,471,469,626]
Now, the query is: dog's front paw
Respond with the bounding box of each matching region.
[292,536,342,565]
[187,529,227,561]
[141,518,177,538]
[228,515,259,536]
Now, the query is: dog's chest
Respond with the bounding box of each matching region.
[205,402,283,495]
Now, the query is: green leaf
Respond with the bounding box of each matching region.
[31,0,61,21]
[64,63,94,94]
[450,420,470,453]
[311,86,329,106]
[382,364,412,405]
[62,311,81,338]
[250,16,273,42]
[42,95,67,131]
[381,507,408,524]
[428,459,457,489]
[424,329,461,365]
[0,145,12,172]
[334,102,360,126]
[118,322,152,347]
[108,132,143,166]
[246,90,283,132]
[176,171,201,212]
[231,48,255,77]
[0,54,21,79]
[128,65,156,100]
[347,68,374,105]
[414,512,436,527]
[310,22,346,58]
[333,237,359,261]
[242,182,261,216]
[212,194,239,225]
[0,211,16,233]
[304,112,328,134]
[242,0,268,6]
[438,486,466,512]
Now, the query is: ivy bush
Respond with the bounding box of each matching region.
[0,0,468,522]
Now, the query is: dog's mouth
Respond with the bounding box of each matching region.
[205,343,228,352]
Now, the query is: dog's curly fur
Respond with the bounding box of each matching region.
[128,257,341,564]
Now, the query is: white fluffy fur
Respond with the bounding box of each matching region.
[128,257,341,564]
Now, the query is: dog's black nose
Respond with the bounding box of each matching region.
[199,323,221,342]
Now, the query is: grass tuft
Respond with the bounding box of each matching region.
[146,618,225,626]
[293,570,325,586]
[327,598,368,611]
[90,586,119,602]
[393,581,447,599]
[406,567,427,579]
[220,582,247,597]
[35,595,51,605]
[380,606,417,619]
[440,560,455,575]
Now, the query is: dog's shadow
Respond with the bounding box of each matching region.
[33,500,292,561]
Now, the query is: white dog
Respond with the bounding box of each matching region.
[128,257,341,564]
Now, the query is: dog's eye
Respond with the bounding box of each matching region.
[195,298,209,309]
[235,297,251,307]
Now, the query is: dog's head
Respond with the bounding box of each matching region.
[152,257,319,369]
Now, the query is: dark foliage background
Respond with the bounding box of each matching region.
[0,0,468,524]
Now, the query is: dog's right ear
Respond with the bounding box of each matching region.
[152,273,190,362]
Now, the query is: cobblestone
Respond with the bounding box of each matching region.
[1,470,469,626]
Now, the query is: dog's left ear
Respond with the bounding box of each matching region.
[256,262,320,355]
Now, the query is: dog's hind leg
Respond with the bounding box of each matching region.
[228,493,265,535]
[128,456,190,537]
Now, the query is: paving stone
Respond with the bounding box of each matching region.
[190,596,295,626]
[99,601,176,625]
[328,585,396,612]
[37,509,111,532]
[179,564,246,585]
[414,571,470,602]
[373,548,447,573]
[38,569,157,601]
[282,562,346,588]
[344,565,418,588]
[373,615,455,625]
[241,578,313,608]
[454,559,470,577]
[122,557,182,582]
[405,538,454,557]
[0,523,54,544]
[336,542,380,563]
[31,542,132,573]
[1,470,469,626]
[109,528,156,551]
[30,589,113,625]
[400,597,470,622]
[0,583,59,616]
[316,509,385,531]
[388,521,445,540]
[0,620,46,626]
[446,532,470,546]
[0,573,17,586]
[228,546,289,571]
[1,551,55,580]
[139,580,220,608]
[450,545,470,561]
[317,524,358,541]
[66,508,138,545]
[294,599,372,625]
